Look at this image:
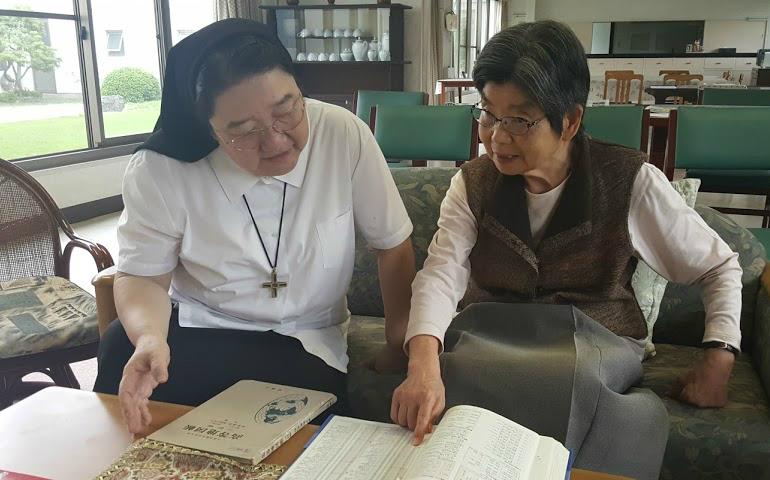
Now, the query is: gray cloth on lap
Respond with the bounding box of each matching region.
[441,302,669,480]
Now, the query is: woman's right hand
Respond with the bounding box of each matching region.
[118,335,170,433]
[390,335,445,446]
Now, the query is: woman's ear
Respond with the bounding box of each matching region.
[561,105,584,142]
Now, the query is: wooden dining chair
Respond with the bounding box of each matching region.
[604,72,644,104]
[602,70,634,101]
[659,69,689,76]
[662,74,704,105]
[663,74,704,85]
[0,158,114,408]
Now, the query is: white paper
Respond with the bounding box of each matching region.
[281,416,421,480]
[404,405,540,480]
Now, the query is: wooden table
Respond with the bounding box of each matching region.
[1,387,627,480]
[437,78,476,105]
[644,85,700,105]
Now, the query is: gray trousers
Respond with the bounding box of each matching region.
[441,303,669,480]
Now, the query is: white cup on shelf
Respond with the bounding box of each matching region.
[318,53,329,61]
[307,53,318,61]
[297,52,307,61]
[329,53,340,61]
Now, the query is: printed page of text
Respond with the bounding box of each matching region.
[281,416,421,480]
[404,405,540,480]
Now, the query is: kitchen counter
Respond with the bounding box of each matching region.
[587,52,757,58]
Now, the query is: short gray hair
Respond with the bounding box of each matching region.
[473,20,589,136]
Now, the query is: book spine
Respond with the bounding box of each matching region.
[253,397,336,465]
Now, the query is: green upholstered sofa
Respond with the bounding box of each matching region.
[346,167,770,480]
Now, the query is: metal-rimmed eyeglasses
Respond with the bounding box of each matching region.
[471,104,545,136]
[217,99,306,152]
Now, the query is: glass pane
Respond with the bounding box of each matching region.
[0,17,87,159]
[274,7,390,63]
[0,0,73,15]
[91,0,162,138]
[169,0,216,45]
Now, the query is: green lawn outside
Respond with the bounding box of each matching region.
[1,101,160,160]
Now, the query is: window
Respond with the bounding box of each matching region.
[169,0,216,46]
[106,30,124,55]
[453,0,502,79]
[0,0,216,165]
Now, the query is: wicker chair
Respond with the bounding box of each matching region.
[0,158,114,408]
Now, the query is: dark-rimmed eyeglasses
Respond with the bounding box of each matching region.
[471,105,545,136]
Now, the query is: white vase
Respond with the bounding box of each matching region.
[367,50,377,61]
[352,39,368,61]
[382,31,390,53]
[340,49,353,61]
[378,50,389,62]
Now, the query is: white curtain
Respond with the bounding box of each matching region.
[216,0,264,22]
[421,0,444,104]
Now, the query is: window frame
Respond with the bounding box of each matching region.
[454,0,501,80]
[1,0,177,171]
[105,30,124,55]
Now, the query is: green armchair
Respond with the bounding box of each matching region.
[346,167,770,480]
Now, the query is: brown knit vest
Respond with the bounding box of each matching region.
[459,137,647,339]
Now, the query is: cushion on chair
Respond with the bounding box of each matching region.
[642,343,770,480]
[0,276,99,359]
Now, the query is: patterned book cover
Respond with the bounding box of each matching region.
[94,439,286,479]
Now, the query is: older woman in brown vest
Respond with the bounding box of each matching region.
[389,21,741,479]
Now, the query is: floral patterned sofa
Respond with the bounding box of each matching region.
[346,167,770,480]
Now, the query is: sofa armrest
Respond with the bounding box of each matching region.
[92,265,117,337]
[753,263,770,398]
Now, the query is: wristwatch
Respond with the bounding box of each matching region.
[701,341,738,356]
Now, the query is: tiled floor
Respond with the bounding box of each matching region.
[20,184,766,393]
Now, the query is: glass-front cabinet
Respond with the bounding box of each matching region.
[261,3,411,111]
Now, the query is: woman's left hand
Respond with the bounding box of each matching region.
[669,348,735,408]
[365,344,409,374]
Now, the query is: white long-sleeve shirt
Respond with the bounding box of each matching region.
[405,163,743,352]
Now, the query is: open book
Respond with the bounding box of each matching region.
[281,405,571,480]
[147,380,335,465]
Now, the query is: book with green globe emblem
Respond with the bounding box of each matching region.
[147,380,336,465]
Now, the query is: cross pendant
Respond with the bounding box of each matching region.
[262,269,288,298]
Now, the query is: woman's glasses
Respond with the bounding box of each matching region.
[219,99,306,152]
[471,105,545,136]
